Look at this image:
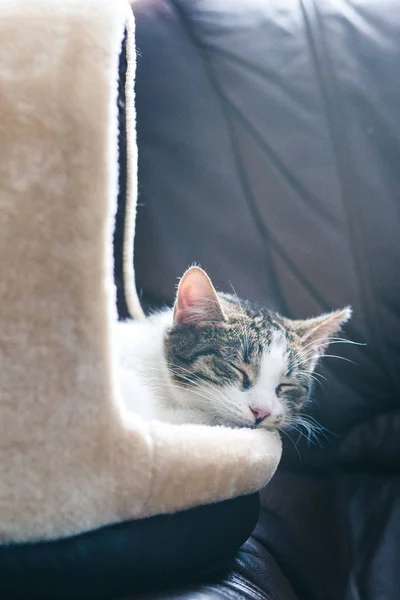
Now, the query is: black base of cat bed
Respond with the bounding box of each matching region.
[0,494,259,599]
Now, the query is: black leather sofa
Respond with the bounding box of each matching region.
[2,1,398,599]
[130,0,400,598]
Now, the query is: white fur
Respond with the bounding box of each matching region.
[116,311,210,425]
[116,315,290,429]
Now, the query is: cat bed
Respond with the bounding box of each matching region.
[0,0,281,545]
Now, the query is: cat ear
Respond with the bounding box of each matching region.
[173,266,226,326]
[288,307,352,358]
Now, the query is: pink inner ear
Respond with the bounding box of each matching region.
[173,267,225,326]
[176,280,197,311]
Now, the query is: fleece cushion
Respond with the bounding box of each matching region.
[0,0,281,544]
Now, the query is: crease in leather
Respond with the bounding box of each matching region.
[299,0,398,388]
[167,0,335,319]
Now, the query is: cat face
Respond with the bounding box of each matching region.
[164,267,351,430]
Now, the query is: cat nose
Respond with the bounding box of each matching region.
[250,406,271,423]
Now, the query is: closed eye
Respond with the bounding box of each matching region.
[275,383,298,396]
[229,363,252,390]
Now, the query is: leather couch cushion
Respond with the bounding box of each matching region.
[130,0,400,598]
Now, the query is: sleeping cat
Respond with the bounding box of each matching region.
[116,266,351,430]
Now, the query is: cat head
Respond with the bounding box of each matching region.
[164,266,351,430]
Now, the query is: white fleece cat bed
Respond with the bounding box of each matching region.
[0,0,281,543]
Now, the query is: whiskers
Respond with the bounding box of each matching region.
[296,369,327,389]
[167,363,247,425]
[297,336,365,365]
[138,358,250,426]
[282,413,339,449]
[277,426,303,464]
